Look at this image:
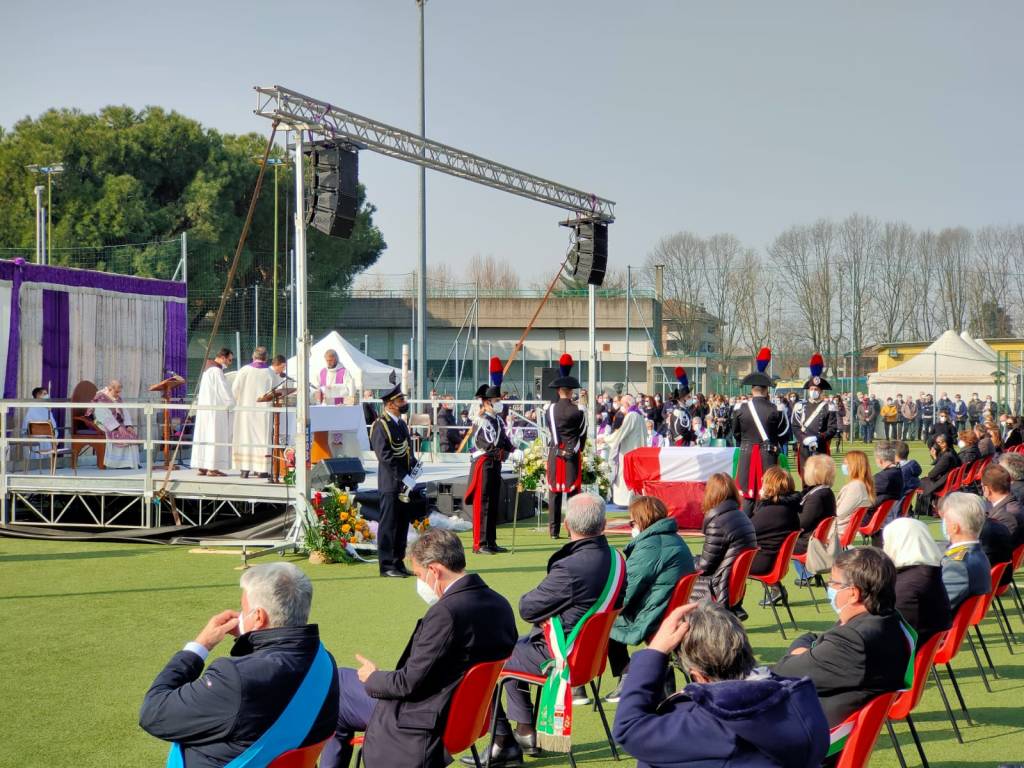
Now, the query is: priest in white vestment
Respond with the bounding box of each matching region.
[191,349,235,476]
[89,380,140,469]
[601,394,647,506]
[317,348,354,457]
[231,347,275,478]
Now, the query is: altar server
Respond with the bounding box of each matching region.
[793,353,840,476]
[370,385,418,578]
[545,355,587,538]
[90,379,140,469]
[464,358,515,553]
[191,349,235,477]
[733,347,785,503]
[231,346,275,478]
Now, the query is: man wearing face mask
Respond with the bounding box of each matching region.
[792,355,838,478]
[321,530,517,768]
[772,547,914,728]
[370,385,418,578]
[928,408,957,450]
[140,563,340,768]
[464,361,517,553]
[951,393,968,431]
[937,493,992,611]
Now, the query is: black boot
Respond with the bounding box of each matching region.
[460,740,523,767]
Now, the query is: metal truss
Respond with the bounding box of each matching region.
[255,85,616,221]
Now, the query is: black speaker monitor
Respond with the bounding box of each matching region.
[568,221,608,286]
[304,144,359,239]
[310,457,366,490]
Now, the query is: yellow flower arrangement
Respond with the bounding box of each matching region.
[304,484,375,563]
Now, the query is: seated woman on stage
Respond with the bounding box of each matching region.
[88,379,140,469]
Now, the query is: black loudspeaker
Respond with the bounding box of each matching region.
[539,366,560,403]
[305,144,359,238]
[567,221,608,286]
[310,457,366,490]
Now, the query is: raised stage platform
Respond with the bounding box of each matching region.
[1,457,472,530]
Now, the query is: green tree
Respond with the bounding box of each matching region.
[0,106,386,336]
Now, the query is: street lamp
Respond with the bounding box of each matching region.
[27,163,64,260]
[254,155,290,356]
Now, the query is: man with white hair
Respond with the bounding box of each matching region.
[602,394,646,506]
[89,378,140,468]
[937,493,992,611]
[480,493,626,765]
[139,563,339,768]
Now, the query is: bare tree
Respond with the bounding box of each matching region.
[467,253,520,291]
[908,230,942,340]
[644,232,707,352]
[870,221,916,342]
[935,227,972,332]
[701,234,746,364]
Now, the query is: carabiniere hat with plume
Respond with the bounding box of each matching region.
[802,352,832,390]
[549,353,581,390]
[673,366,690,399]
[481,356,504,399]
[740,347,774,388]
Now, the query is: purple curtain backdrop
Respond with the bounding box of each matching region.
[0,260,185,298]
[3,262,25,399]
[164,301,188,401]
[42,290,70,431]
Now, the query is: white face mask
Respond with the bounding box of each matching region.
[238,608,252,636]
[809,389,821,401]
[939,416,947,423]
[957,440,966,448]
[416,571,439,606]
[630,527,640,539]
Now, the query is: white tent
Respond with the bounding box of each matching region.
[959,331,997,362]
[868,330,1013,401]
[287,331,403,396]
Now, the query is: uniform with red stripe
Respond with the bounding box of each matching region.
[545,356,587,538]
[793,353,839,476]
[733,348,785,502]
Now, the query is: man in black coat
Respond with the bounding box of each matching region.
[982,464,1024,548]
[869,441,905,545]
[545,367,587,539]
[481,494,627,766]
[139,563,339,768]
[928,409,957,449]
[361,390,378,426]
[436,397,456,453]
[773,547,913,727]
[733,365,785,505]
[370,385,418,578]
[938,493,993,611]
[321,530,517,768]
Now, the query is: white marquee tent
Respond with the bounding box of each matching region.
[287,331,403,396]
[868,330,1016,401]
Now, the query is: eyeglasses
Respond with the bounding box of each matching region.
[826,580,852,590]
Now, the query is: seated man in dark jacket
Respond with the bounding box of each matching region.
[139,563,340,768]
[614,601,829,768]
[982,464,1024,549]
[483,493,626,766]
[999,452,1024,508]
[772,547,913,727]
[321,529,517,768]
[896,440,922,494]
[873,441,904,508]
[938,492,993,611]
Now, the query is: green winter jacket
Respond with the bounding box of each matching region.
[610,516,695,646]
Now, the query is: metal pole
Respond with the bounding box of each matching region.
[293,132,311,503]
[415,0,427,408]
[273,162,279,356]
[47,173,53,256]
[181,232,188,285]
[40,208,47,266]
[588,284,597,440]
[34,185,43,263]
[625,265,631,393]
[473,281,479,387]
[522,343,527,398]
[364,333,369,354]
[254,285,259,348]
[235,331,242,368]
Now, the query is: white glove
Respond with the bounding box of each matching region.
[802,436,818,448]
[510,449,524,464]
[402,474,417,492]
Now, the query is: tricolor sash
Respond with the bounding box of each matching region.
[535,550,626,753]
[166,643,333,768]
[826,618,917,757]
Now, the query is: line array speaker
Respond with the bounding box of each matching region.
[304,144,359,239]
[567,221,608,286]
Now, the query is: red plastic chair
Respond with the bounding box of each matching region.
[498,610,621,768]
[793,517,834,613]
[858,498,897,540]
[898,489,920,518]
[662,570,702,618]
[749,530,801,637]
[725,547,759,610]
[931,594,987,743]
[833,691,899,768]
[885,630,947,768]
[353,658,509,768]
[933,465,965,504]
[966,562,1014,688]
[268,739,329,768]
[996,543,1024,629]
[839,508,867,550]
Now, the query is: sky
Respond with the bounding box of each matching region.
[3,1,1023,284]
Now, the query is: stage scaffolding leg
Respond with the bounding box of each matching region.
[144,405,154,527]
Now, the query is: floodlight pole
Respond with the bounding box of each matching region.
[292,132,310,503]
[415,0,427,407]
[588,284,597,440]
[33,185,44,264]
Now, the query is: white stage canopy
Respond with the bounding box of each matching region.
[287,331,402,396]
[868,329,1016,401]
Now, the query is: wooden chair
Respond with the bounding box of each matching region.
[26,421,72,475]
[70,380,106,470]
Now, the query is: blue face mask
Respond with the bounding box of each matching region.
[827,586,842,615]
[841,464,850,476]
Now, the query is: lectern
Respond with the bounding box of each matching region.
[148,375,186,470]
[259,385,296,483]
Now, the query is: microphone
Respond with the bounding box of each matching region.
[165,368,182,379]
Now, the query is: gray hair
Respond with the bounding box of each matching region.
[239,562,312,628]
[409,528,466,572]
[999,452,1024,481]
[874,441,897,465]
[566,493,606,537]
[679,601,755,681]
[940,492,987,538]
[252,346,268,361]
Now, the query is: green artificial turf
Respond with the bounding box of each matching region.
[1,441,1022,767]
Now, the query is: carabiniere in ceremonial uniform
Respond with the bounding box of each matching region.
[733,347,785,505]
[793,352,839,477]
[369,384,418,578]
[544,355,586,538]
